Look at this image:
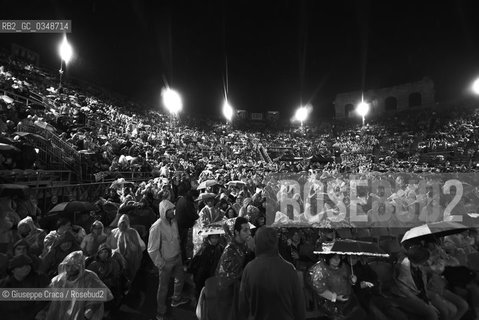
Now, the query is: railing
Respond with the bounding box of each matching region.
[0,169,72,187]
[258,145,272,163]
[1,89,43,107]
[33,181,113,214]
[16,124,82,177]
[85,118,124,135]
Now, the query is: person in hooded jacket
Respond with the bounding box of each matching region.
[148,199,190,320]
[17,216,46,256]
[106,214,145,282]
[39,230,80,278]
[81,220,108,257]
[45,251,113,320]
[87,243,123,312]
[239,227,305,320]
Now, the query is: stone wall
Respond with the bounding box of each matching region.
[334,77,435,118]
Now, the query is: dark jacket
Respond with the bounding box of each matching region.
[0,267,49,320]
[175,194,199,229]
[189,239,224,295]
[239,227,306,320]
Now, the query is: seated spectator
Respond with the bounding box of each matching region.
[80,220,107,257]
[426,254,468,320]
[17,216,46,256]
[287,230,315,272]
[350,256,408,320]
[308,253,367,320]
[0,255,49,320]
[390,246,439,320]
[45,251,113,320]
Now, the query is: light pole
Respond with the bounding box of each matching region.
[58,34,73,89]
[356,99,370,126]
[161,87,183,130]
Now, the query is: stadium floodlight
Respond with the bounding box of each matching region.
[59,35,73,65]
[161,87,183,115]
[58,34,73,89]
[222,99,234,122]
[294,105,311,127]
[472,78,479,95]
[356,100,370,126]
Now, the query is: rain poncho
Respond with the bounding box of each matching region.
[216,237,248,280]
[193,203,223,255]
[80,221,107,257]
[17,216,46,256]
[39,231,80,278]
[46,251,113,320]
[309,258,351,297]
[106,214,145,280]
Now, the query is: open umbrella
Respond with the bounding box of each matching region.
[209,217,256,232]
[314,239,389,258]
[0,143,20,152]
[225,180,246,187]
[401,221,469,243]
[195,192,216,202]
[13,132,48,142]
[197,179,219,190]
[49,201,97,215]
[109,178,135,190]
[198,223,226,237]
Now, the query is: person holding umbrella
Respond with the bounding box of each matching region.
[308,253,367,320]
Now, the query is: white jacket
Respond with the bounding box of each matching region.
[148,200,181,267]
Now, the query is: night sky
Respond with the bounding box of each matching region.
[1,0,479,118]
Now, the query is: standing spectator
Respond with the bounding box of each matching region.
[189,230,224,298]
[80,220,107,257]
[39,231,80,278]
[17,216,46,256]
[239,227,305,320]
[45,251,113,320]
[199,195,222,228]
[87,244,123,314]
[148,199,189,320]
[216,216,252,280]
[175,187,199,263]
[42,218,85,257]
[106,214,145,282]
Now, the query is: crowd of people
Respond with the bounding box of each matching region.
[0,54,479,320]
